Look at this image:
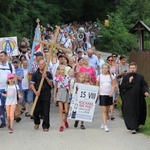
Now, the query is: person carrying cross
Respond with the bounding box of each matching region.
[30,59,53,132]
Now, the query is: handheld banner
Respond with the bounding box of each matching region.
[68,83,99,122]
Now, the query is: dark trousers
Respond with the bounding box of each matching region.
[33,89,51,129]
[119,84,124,114]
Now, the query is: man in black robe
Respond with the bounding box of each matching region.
[121,62,149,134]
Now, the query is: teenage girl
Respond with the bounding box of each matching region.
[54,65,71,132]
[96,63,115,132]
[2,73,22,133]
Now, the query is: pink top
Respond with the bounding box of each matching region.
[79,66,96,84]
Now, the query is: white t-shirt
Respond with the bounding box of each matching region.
[22,68,29,89]
[64,38,72,49]
[0,62,15,89]
[97,74,115,95]
[5,85,19,105]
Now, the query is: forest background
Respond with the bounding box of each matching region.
[0,0,150,54]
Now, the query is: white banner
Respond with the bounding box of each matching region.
[0,37,18,56]
[68,83,99,122]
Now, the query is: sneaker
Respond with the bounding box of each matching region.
[80,124,86,130]
[100,124,104,129]
[16,117,21,123]
[43,128,49,132]
[0,123,6,128]
[8,125,10,130]
[131,130,137,134]
[74,121,79,128]
[59,126,64,132]
[9,128,13,133]
[30,115,35,119]
[104,125,109,132]
[110,116,115,120]
[64,121,69,128]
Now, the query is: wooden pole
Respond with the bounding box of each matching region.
[30,26,60,115]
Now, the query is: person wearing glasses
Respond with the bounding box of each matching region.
[116,55,129,109]
[106,56,118,120]
[111,52,119,68]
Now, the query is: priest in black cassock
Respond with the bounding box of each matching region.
[121,62,149,134]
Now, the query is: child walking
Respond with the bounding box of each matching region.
[74,72,86,129]
[96,63,115,132]
[2,74,22,133]
[54,65,71,132]
[68,68,76,102]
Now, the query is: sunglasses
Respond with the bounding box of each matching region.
[20,46,27,49]
[108,59,113,62]
[8,78,14,79]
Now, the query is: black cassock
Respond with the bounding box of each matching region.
[121,73,149,130]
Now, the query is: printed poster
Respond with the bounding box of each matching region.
[68,83,99,122]
[0,37,18,56]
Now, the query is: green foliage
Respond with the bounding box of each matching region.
[97,12,137,54]
[96,0,150,54]
[140,97,150,136]
[0,0,149,52]
[0,0,62,42]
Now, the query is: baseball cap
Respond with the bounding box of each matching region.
[34,51,43,56]
[7,73,15,79]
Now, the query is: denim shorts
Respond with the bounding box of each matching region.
[20,89,33,103]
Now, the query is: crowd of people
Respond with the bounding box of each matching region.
[0,21,149,134]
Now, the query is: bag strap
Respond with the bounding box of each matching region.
[8,63,12,73]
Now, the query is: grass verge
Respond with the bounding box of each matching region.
[140,97,150,136]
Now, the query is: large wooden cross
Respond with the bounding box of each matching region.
[30,26,72,115]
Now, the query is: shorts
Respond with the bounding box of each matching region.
[99,95,113,106]
[20,89,33,103]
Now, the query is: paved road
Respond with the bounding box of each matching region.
[0,103,150,150]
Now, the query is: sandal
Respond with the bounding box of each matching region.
[20,107,26,114]
[25,112,31,117]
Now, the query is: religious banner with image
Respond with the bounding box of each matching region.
[68,83,99,122]
[0,37,18,56]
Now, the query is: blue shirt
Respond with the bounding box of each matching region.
[15,67,24,91]
[88,54,99,70]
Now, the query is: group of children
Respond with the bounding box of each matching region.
[53,61,116,132]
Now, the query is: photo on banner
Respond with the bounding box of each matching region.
[68,83,99,122]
